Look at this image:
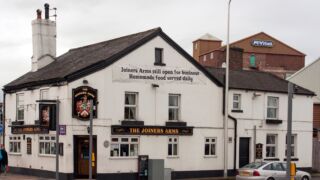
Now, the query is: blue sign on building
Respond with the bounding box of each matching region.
[0,125,3,134]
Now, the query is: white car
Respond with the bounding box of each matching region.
[236,162,311,180]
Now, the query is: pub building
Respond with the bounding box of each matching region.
[2,4,315,180]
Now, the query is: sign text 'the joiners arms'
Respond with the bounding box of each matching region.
[111,126,193,136]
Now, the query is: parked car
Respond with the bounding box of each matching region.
[236,161,311,180]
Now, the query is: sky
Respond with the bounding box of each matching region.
[0,0,319,101]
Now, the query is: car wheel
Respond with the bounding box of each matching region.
[267,178,275,180]
[301,176,309,180]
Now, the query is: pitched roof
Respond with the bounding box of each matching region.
[205,67,314,96]
[4,27,223,92]
[197,33,221,41]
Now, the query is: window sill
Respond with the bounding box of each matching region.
[231,109,243,113]
[283,158,299,161]
[166,121,187,127]
[204,155,217,158]
[9,153,22,156]
[121,120,144,126]
[266,119,282,124]
[167,156,179,159]
[154,62,166,66]
[38,154,56,158]
[264,158,280,161]
[109,156,138,160]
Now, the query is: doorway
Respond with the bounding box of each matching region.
[74,135,97,178]
[239,137,250,168]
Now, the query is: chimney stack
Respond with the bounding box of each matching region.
[31,3,56,72]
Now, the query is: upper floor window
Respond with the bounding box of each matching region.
[40,89,49,100]
[267,96,279,119]
[210,52,214,59]
[124,92,138,120]
[194,43,198,50]
[16,93,24,121]
[203,55,207,62]
[110,137,139,157]
[155,48,165,66]
[169,94,180,121]
[233,94,241,110]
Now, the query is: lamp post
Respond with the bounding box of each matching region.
[224,0,232,178]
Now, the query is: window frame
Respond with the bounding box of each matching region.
[110,136,139,158]
[167,137,179,157]
[267,96,279,119]
[266,134,278,158]
[154,48,165,66]
[40,88,49,100]
[16,93,24,121]
[168,94,181,121]
[232,94,241,110]
[204,137,217,157]
[9,135,22,154]
[285,134,297,158]
[38,135,56,156]
[124,92,138,120]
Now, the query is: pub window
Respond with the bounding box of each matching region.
[204,137,216,156]
[124,92,138,120]
[27,137,32,155]
[232,94,241,110]
[9,136,21,154]
[168,137,178,157]
[285,134,297,157]
[110,137,139,157]
[267,96,279,119]
[169,94,180,121]
[40,89,49,100]
[266,134,277,158]
[16,93,24,121]
[39,135,56,156]
[155,48,164,65]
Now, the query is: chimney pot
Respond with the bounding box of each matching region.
[36,9,42,19]
[44,3,50,19]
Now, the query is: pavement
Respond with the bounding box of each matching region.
[0,173,320,180]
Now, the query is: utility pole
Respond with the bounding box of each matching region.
[286,82,293,179]
[55,100,60,180]
[89,99,93,180]
[224,0,232,178]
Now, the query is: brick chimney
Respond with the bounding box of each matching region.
[193,33,222,62]
[31,3,56,72]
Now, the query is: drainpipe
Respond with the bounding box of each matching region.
[2,91,6,146]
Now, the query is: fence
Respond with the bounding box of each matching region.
[313,139,320,172]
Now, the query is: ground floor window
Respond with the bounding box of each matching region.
[110,137,139,157]
[266,134,277,158]
[9,136,21,154]
[204,137,216,156]
[39,135,56,155]
[168,137,178,157]
[285,134,297,157]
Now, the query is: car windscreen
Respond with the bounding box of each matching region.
[241,162,267,169]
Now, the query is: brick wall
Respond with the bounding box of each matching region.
[314,104,320,130]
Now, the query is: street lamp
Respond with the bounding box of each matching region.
[224,0,232,178]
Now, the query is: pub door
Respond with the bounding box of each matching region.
[74,136,97,178]
[239,137,250,168]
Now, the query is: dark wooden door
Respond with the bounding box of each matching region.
[239,138,250,168]
[74,136,97,178]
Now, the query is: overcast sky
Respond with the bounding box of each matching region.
[0,0,319,101]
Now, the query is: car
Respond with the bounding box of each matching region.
[236,161,311,180]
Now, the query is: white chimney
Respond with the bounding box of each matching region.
[31,3,56,72]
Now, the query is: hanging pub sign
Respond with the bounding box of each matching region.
[72,86,98,120]
[39,103,56,130]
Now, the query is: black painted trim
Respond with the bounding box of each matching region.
[264,158,280,161]
[9,167,73,180]
[165,121,187,127]
[97,172,138,180]
[121,120,145,126]
[231,109,243,113]
[172,170,236,179]
[284,158,299,161]
[266,119,283,124]
[154,62,166,66]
